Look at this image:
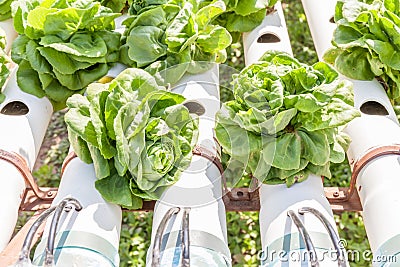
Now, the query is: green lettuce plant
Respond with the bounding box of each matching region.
[215,51,360,186]
[11,0,121,110]
[120,0,233,85]
[324,0,400,100]
[65,68,199,209]
[207,0,278,42]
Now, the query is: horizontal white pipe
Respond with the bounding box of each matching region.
[0,18,18,54]
[243,3,293,65]
[33,157,122,266]
[148,67,230,266]
[0,69,52,252]
[259,175,341,266]
[301,0,336,61]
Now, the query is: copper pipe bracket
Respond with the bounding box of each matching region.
[326,144,400,209]
[0,149,57,211]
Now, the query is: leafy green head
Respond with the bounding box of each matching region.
[216,51,360,187]
[65,68,199,209]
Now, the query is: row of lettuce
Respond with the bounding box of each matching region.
[0,0,399,209]
[5,0,277,109]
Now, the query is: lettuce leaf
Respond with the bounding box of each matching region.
[216,51,360,186]
[11,0,121,110]
[325,0,400,100]
[65,68,199,209]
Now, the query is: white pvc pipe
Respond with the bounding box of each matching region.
[0,18,18,54]
[243,5,343,266]
[147,66,231,266]
[243,3,293,65]
[345,88,400,263]
[301,0,336,61]
[259,175,340,266]
[302,1,400,262]
[32,63,126,267]
[302,0,399,125]
[33,157,122,267]
[0,69,52,252]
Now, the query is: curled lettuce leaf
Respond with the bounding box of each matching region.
[11,0,121,110]
[215,51,360,187]
[65,68,199,209]
[121,0,232,85]
[324,0,400,100]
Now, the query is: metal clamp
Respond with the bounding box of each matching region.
[298,207,347,267]
[0,149,57,203]
[329,144,400,202]
[287,210,319,267]
[14,197,82,267]
[152,207,191,267]
[44,198,82,267]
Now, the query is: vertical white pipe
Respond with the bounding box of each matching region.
[301,0,336,61]
[147,65,231,266]
[302,0,400,262]
[32,64,126,267]
[259,175,339,266]
[344,90,400,263]
[243,3,293,65]
[243,3,343,265]
[33,157,122,266]
[0,69,52,252]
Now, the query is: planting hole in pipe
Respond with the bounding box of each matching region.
[329,16,335,23]
[257,33,281,43]
[183,101,205,116]
[1,101,29,115]
[360,101,389,116]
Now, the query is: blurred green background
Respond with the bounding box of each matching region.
[16,0,373,266]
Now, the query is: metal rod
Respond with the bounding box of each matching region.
[152,207,180,267]
[298,207,347,266]
[44,198,82,267]
[181,208,190,267]
[287,210,319,267]
[16,207,57,264]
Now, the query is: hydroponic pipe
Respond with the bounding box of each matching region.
[302,1,400,263]
[0,69,53,252]
[147,65,231,266]
[32,64,125,267]
[243,3,345,266]
[242,3,293,66]
[32,157,122,267]
[344,86,400,264]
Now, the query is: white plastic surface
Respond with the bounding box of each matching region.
[0,69,52,252]
[345,115,400,253]
[0,19,18,54]
[259,175,340,266]
[0,161,25,252]
[301,0,336,60]
[106,63,127,79]
[33,157,122,267]
[148,66,230,266]
[301,0,399,125]
[0,69,53,164]
[243,3,293,65]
